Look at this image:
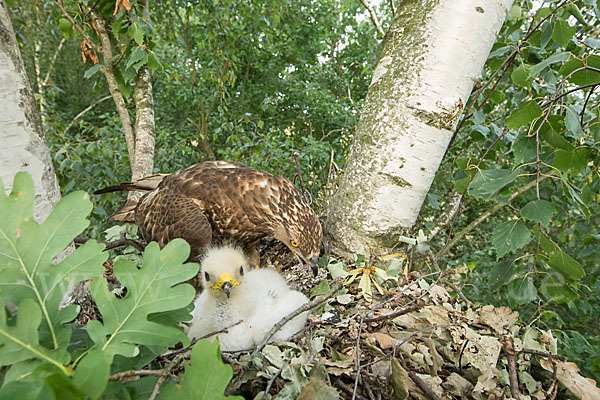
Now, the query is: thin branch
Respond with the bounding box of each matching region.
[436,175,552,259]
[63,95,112,135]
[580,84,597,126]
[503,336,521,400]
[293,152,310,204]
[262,364,284,400]
[359,0,384,37]
[251,278,344,356]
[109,369,163,381]
[363,299,425,323]
[74,232,145,252]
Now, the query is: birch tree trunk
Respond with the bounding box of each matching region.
[0,0,61,222]
[132,65,156,181]
[326,0,513,257]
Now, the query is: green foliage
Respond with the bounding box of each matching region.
[87,240,196,362]
[161,339,244,400]
[0,173,215,399]
[425,0,600,381]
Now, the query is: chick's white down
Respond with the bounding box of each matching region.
[187,245,309,351]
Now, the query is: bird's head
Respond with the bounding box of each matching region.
[273,215,323,275]
[200,245,249,299]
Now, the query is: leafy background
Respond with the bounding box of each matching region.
[6,0,600,390]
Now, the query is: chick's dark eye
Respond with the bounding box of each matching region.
[239,266,244,275]
[204,272,210,281]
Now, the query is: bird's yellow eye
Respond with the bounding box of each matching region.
[290,240,298,247]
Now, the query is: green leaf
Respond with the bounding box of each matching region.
[566,4,587,25]
[0,380,54,400]
[537,115,573,150]
[512,132,536,164]
[511,63,532,87]
[127,23,145,46]
[521,200,556,227]
[548,250,585,281]
[73,349,110,399]
[541,276,578,304]
[84,64,102,79]
[326,262,348,279]
[87,240,197,363]
[160,339,243,399]
[126,47,148,72]
[553,147,591,172]
[58,18,72,35]
[558,55,600,85]
[529,51,570,77]
[564,106,584,139]
[492,219,532,259]
[508,277,537,305]
[469,169,519,200]
[0,172,106,355]
[552,19,576,47]
[505,100,543,129]
[489,261,513,291]
[310,279,330,298]
[0,298,70,373]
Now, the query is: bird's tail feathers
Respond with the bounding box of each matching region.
[107,199,138,223]
[93,173,168,195]
[107,199,138,222]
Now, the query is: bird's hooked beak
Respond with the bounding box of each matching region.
[212,271,240,298]
[308,255,319,276]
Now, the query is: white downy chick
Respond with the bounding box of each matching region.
[186,244,253,350]
[187,244,309,351]
[232,268,309,347]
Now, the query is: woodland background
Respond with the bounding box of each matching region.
[2,0,600,397]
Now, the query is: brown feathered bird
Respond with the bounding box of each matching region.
[94,161,322,273]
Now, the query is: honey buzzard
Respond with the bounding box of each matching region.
[95,161,322,273]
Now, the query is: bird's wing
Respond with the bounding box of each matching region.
[136,191,212,257]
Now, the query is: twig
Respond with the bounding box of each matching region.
[335,379,369,400]
[148,351,184,400]
[408,370,442,400]
[503,336,521,399]
[74,232,145,252]
[437,174,553,259]
[352,273,442,400]
[519,348,565,361]
[252,278,344,356]
[262,364,284,400]
[109,369,163,381]
[580,84,598,126]
[292,152,310,204]
[63,95,112,135]
[162,319,244,358]
[363,299,425,323]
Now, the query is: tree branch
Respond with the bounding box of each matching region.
[63,95,112,135]
[359,0,384,37]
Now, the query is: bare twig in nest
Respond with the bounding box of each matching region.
[363,299,425,323]
[335,379,369,400]
[148,351,184,400]
[408,370,442,400]
[503,336,521,400]
[519,348,565,361]
[262,364,285,400]
[163,319,243,358]
[352,272,441,400]
[109,369,163,381]
[74,232,145,252]
[252,278,344,356]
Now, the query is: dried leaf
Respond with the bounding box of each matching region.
[390,357,409,400]
[372,332,396,350]
[540,359,600,400]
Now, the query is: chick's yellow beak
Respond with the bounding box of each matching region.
[212,271,240,298]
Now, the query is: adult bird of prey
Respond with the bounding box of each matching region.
[187,244,309,351]
[94,161,322,273]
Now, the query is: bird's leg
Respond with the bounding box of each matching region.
[243,241,261,269]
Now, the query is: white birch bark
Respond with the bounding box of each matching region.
[132,65,155,181]
[0,0,61,222]
[326,0,513,257]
